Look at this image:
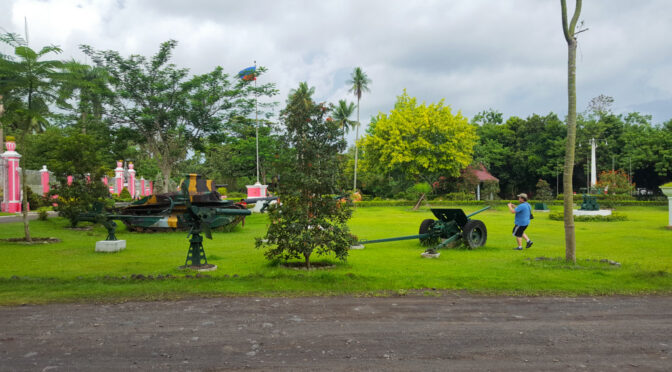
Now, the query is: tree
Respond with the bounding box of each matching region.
[257,83,354,269]
[347,67,371,192]
[0,32,63,241]
[361,90,478,185]
[561,0,584,263]
[331,99,356,142]
[82,41,276,192]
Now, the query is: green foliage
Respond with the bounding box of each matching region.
[23,127,110,177]
[361,90,477,183]
[49,179,111,227]
[81,40,277,192]
[662,182,672,187]
[549,211,627,222]
[217,187,228,196]
[257,83,355,269]
[535,179,553,201]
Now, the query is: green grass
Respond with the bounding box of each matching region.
[0,204,671,304]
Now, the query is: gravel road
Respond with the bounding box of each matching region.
[1,295,670,371]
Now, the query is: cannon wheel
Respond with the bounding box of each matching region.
[418,219,438,246]
[462,219,487,249]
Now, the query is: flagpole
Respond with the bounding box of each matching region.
[254,61,259,184]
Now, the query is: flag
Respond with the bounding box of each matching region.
[238,66,256,81]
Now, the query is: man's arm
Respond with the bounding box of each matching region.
[507,203,516,214]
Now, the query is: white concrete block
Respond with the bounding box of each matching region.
[95,240,126,253]
[421,252,440,258]
[573,209,612,216]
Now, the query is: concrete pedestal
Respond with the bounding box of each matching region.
[421,252,440,258]
[349,244,365,250]
[95,240,126,253]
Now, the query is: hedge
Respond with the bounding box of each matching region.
[354,199,666,208]
[548,211,628,222]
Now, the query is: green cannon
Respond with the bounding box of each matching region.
[355,206,490,253]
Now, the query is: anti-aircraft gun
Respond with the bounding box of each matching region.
[78,174,252,269]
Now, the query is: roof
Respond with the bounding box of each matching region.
[465,164,499,182]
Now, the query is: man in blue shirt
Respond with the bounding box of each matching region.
[507,193,533,250]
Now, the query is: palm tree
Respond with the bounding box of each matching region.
[0,32,63,241]
[331,99,356,142]
[347,67,371,192]
[58,59,111,133]
[288,81,315,108]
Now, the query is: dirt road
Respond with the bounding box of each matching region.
[1,295,670,371]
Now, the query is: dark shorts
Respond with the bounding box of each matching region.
[512,225,528,237]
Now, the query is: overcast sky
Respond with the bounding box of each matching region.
[2,0,672,144]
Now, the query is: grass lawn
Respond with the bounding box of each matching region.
[0,204,671,304]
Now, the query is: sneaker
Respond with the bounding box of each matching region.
[526,240,534,249]
[513,247,523,250]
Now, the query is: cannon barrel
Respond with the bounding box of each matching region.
[214,208,252,216]
[466,206,491,218]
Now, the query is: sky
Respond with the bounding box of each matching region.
[2,0,672,145]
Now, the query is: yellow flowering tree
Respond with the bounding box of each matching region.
[360,90,478,185]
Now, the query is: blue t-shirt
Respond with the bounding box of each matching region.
[514,202,531,226]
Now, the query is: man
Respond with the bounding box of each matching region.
[508,193,533,250]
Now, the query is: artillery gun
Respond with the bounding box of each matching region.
[354,207,490,255]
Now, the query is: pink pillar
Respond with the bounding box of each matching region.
[67,175,73,186]
[1,139,22,213]
[115,160,124,195]
[40,165,50,196]
[128,162,136,199]
[140,178,146,197]
[102,175,108,185]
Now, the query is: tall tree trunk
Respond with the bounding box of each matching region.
[304,252,311,269]
[160,163,172,193]
[353,99,360,192]
[563,38,577,263]
[561,0,582,263]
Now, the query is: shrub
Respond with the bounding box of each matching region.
[596,170,634,195]
[535,179,553,201]
[49,179,111,227]
[118,187,132,201]
[37,207,50,221]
